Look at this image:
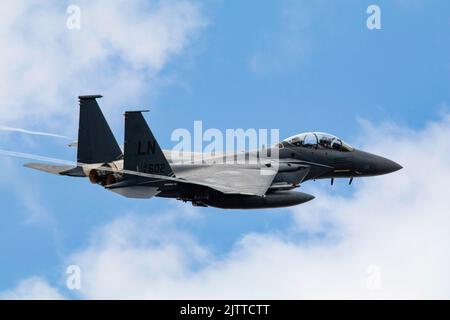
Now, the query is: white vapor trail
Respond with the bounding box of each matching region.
[0,148,190,183]
[0,126,71,139]
[0,149,75,165]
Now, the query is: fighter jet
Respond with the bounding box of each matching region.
[24,95,402,209]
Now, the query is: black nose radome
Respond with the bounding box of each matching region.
[376,158,403,175]
[352,150,403,176]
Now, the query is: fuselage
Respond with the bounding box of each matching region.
[82,132,402,209]
[26,96,402,210]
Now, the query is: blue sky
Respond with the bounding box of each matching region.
[0,0,450,299]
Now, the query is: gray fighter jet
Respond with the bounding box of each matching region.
[25,95,402,209]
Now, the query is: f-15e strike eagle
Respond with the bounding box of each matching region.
[24,95,402,209]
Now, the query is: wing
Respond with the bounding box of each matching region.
[9,152,274,196]
[24,161,275,196]
[174,164,277,196]
[103,163,277,197]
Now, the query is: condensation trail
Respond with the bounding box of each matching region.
[0,148,75,165]
[0,125,72,140]
[0,148,184,182]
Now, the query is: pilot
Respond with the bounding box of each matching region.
[319,137,332,149]
[331,139,342,151]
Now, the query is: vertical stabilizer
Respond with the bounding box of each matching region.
[77,95,122,164]
[123,111,173,176]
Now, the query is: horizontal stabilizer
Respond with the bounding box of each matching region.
[24,163,85,177]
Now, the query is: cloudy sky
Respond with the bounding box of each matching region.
[0,0,450,299]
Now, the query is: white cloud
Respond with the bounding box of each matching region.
[29,114,445,299]
[0,156,66,257]
[1,0,448,301]
[0,277,64,300]
[0,0,205,129]
[0,0,206,300]
[2,112,450,298]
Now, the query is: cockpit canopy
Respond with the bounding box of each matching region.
[282,132,353,152]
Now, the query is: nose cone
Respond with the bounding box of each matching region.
[376,158,403,175]
[353,150,403,176]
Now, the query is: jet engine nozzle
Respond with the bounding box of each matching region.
[88,168,118,186]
